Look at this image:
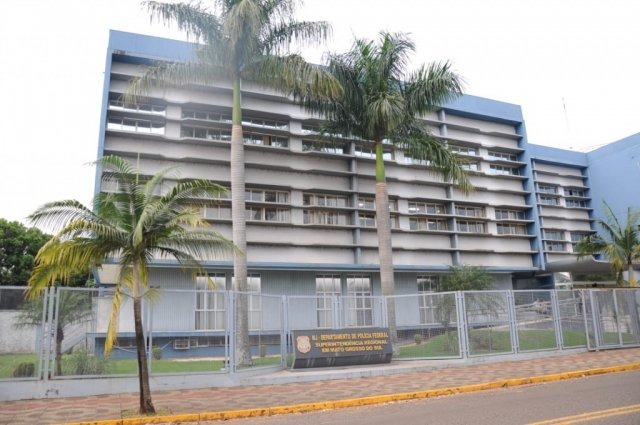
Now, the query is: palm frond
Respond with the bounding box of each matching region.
[144,1,221,43]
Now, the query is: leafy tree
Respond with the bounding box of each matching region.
[576,202,640,287]
[308,32,471,350]
[127,0,341,366]
[439,265,493,292]
[0,219,49,286]
[26,155,233,414]
[436,265,493,349]
[15,290,93,376]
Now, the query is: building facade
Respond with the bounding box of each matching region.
[96,30,640,300]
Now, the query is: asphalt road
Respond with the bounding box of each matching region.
[223,370,640,425]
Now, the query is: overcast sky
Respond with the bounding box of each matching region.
[1,0,639,224]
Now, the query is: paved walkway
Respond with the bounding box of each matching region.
[1,348,640,425]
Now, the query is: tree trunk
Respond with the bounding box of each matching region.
[55,326,63,376]
[231,77,252,367]
[131,263,155,414]
[628,263,638,287]
[374,142,399,353]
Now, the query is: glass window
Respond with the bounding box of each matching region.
[540,196,559,206]
[409,218,448,231]
[545,242,565,252]
[497,223,527,235]
[488,151,517,161]
[316,275,341,328]
[544,230,563,240]
[538,184,557,194]
[457,220,485,233]
[450,145,478,156]
[359,213,376,227]
[303,210,351,225]
[195,274,226,330]
[346,275,372,327]
[495,209,525,220]
[408,202,445,215]
[565,199,586,208]
[455,206,484,217]
[489,164,518,175]
[417,275,439,324]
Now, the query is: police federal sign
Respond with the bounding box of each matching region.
[292,327,393,368]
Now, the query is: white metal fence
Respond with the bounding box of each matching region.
[1,286,639,383]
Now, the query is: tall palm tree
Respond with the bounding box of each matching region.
[127,0,341,366]
[308,32,471,350]
[576,202,640,287]
[26,155,233,414]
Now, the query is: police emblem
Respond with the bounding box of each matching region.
[296,335,311,354]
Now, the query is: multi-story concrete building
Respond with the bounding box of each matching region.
[95,30,640,299]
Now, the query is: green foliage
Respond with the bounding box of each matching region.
[63,349,107,376]
[0,219,49,286]
[413,333,422,345]
[12,362,35,377]
[152,346,163,360]
[439,265,493,292]
[575,202,640,287]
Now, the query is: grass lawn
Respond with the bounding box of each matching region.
[398,329,590,358]
[0,353,282,379]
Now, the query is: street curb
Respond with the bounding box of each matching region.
[64,362,640,425]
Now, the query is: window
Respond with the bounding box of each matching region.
[346,275,372,327]
[408,202,446,215]
[355,145,393,160]
[565,188,585,197]
[182,109,232,123]
[540,195,559,206]
[108,117,165,135]
[303,193,348,207]
[545,242,565,252]
[565,199,586,208]
[495,209,525,220]
[303,210,351,225]
[195,274,226,330]
[460,162,479,171]
[109,100,166,115]
[450,145,478,156]
[538,184,557,194]
[357,197,398,211]
[301,124,320,135]
[497,223,527,235]
[316,275,341,328]
[488,151,517,161]
[243,132,288,148]
[241,116,288,130]
[202,205,231,220]
[570,232,588,243]
[403,154,432,166]
[302,139,347,154]
[489,164,518,175]
[359,213,376,227]
[457,220,485,233]
[417,275,440,324]
[455,205,484,218]
[246,207,290,222]
[245,189,289,203]
[409,217,448,231]
[544,230,563,240]
[181,126,231,141]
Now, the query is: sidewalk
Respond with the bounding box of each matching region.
[2,348,640,425]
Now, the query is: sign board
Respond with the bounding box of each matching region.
[291,327,392,368]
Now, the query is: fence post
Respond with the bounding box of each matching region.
[41,287,54,381]
[611,289,623,346]
[503,291,516,354]
[456,291,468,359]
[227,291,236,373]
[550,290,564,350]
[281,295,288,368]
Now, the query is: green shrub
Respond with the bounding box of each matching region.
[259,344,267,358]
[64,349,107,375]
[12,362,35,377]
[414,333,423,345]
[152,346,163,360]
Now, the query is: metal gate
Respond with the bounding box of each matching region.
[584,289,640,350]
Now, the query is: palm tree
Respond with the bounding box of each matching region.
[576,202,640,287]
[308,32,471,350]
[127,0,341,366]
[26,155,233,414]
